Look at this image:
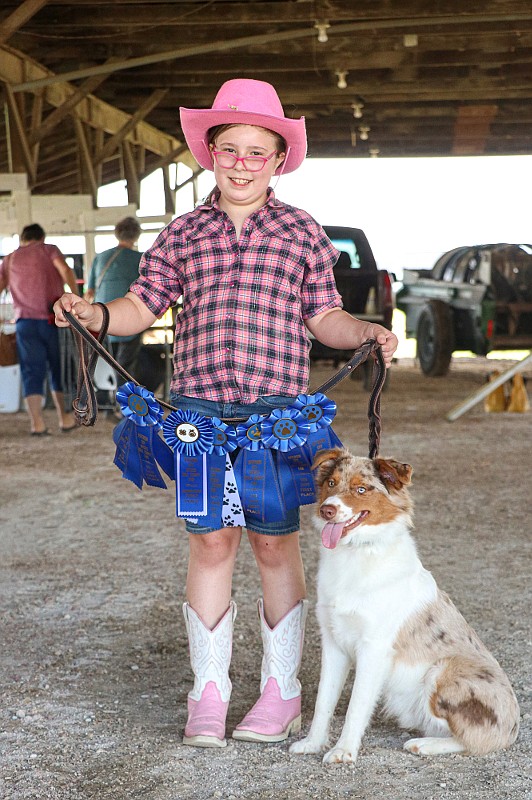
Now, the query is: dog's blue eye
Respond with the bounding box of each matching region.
[357,486,366,494]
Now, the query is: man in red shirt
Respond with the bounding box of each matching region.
[0,223,79,435]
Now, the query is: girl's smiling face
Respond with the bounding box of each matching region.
[210,124,285,215]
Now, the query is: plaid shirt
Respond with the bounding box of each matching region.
[130,190,342,402]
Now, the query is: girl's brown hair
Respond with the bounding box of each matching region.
[208,124,286,154]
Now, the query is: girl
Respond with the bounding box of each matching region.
[55,79,398,749]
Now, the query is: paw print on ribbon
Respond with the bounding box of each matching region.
[292,393,336,432]
[116,381,163,428]
[261,408,310,452]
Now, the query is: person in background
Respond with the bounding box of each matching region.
[0,223,78,435]
[86,216,143,380]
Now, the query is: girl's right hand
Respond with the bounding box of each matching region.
[53,293,103,331]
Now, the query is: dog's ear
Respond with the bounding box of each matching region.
[312,448,344,470]
[374,458,413,492]
[312,448,345,484]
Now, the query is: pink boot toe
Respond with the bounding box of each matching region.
[183,681,229,747]
[182,602,236,749]
[232,598,308,744]
[233,677,301,742]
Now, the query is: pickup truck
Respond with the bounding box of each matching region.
[310,226,394,379]
[396,243,532,375]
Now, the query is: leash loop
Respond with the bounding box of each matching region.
[63,308,385,456]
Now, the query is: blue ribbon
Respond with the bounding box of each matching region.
[110,387,343,523]
[163,410,214,518]
[196,418,245,529]
[233,415,286,524]
[261,407,313,509]
[261,407,310,452]
[112,383,173,489]
[292,392,344,462]
[211,417,238,456]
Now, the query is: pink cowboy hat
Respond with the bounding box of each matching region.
[180,79,307,175]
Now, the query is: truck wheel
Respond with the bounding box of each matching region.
[416,300,454,376]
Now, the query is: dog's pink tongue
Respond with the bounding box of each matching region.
[321,522,345,550]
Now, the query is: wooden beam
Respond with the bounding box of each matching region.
[0,46,193,163]
[94,88,169,165]
[30,91,43,173]
[93,128,104,187]
[18,0,532,22]
[122,141,140,208]
[0,0,50,45]
[28,69,112,146]
[162,166,175,216]
[137,145,146,177]
[12,13,532,91]
[452,105,498,155]
[140,144,188,180]
[2,82,36,183]
[73,117,98,205]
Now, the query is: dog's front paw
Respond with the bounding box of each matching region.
[289,736,327,755]
[323,746,358,765]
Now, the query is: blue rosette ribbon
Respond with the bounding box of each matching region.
[261,407,314,509]
[197,418,246,529]
[112,382,173,490]
[233,414,287,525]
[292,392,344,466]
[163,410,214,519]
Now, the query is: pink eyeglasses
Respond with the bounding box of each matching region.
[211,150,277,172]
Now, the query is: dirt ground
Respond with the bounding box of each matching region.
[0,356,530,800]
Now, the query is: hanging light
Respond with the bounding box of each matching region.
[314,21,330,43]
[351,101,364,119]
[403,33,418,48]
[359,125,370,141]
[335,70,348,89]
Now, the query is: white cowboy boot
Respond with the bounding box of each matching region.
[182,600,236,748]
[233,598,308,743]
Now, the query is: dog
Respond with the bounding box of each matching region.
[290,449,520,765]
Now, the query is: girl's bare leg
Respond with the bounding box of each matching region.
[186,527,242,628]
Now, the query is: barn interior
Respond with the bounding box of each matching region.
[1,0,531,250]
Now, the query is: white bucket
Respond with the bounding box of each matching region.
[0,364,21,413]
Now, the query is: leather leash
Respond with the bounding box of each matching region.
[64,306,385,457]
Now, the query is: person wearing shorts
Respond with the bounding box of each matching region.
[54,79,398,747]
[0,223,78,435]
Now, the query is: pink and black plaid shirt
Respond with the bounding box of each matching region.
[130,190,342,402]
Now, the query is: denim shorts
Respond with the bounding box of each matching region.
[16,318,64,397]
[169,392,301,537]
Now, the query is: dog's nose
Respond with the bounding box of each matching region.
[320,504,337,520]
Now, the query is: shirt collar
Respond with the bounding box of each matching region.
[200,186,281,217]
